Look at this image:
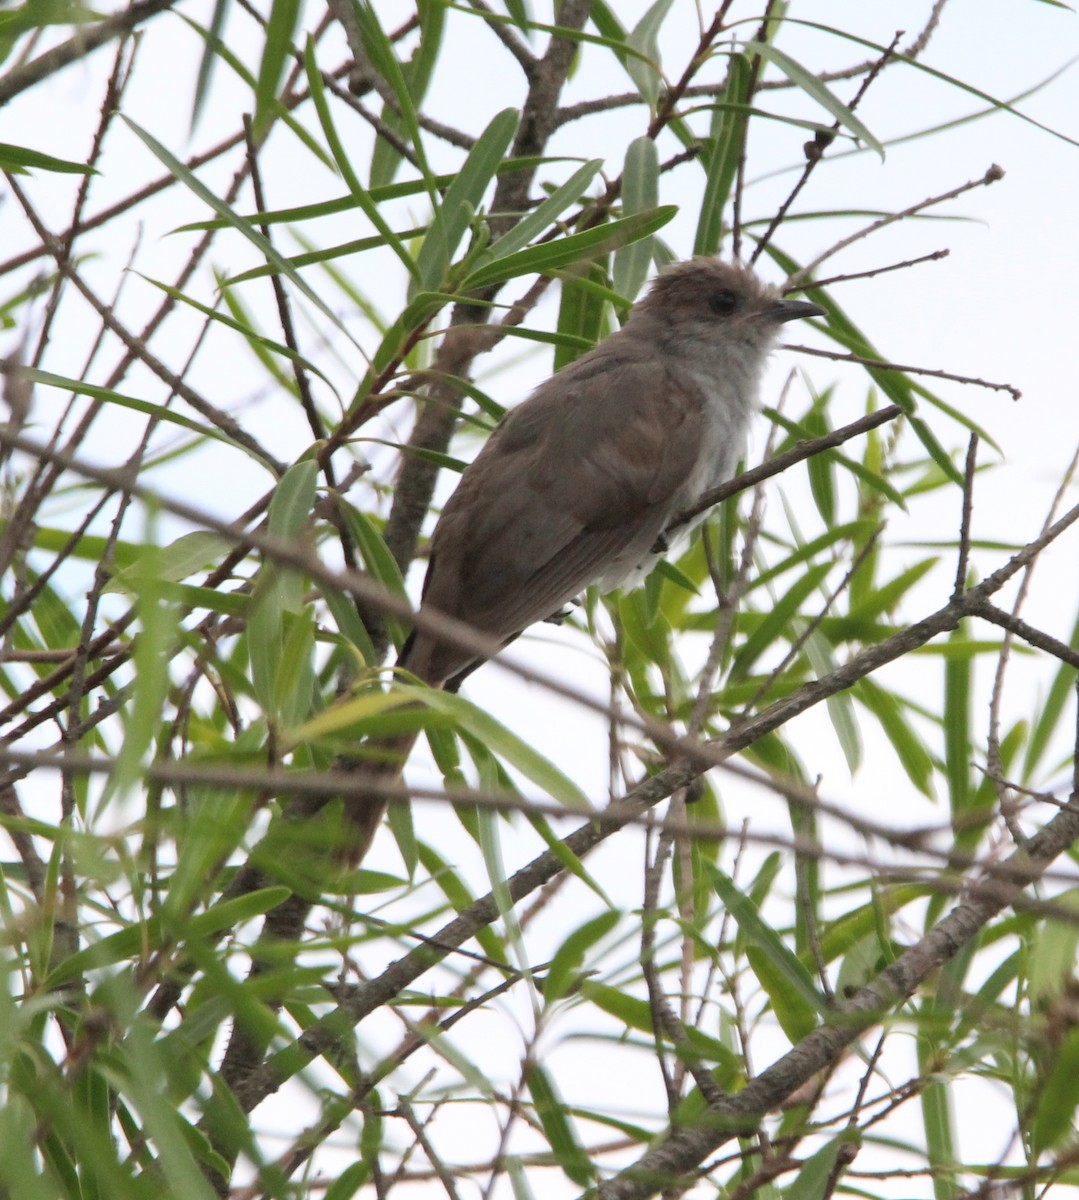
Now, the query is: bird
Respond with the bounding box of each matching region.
[342,257,824,863]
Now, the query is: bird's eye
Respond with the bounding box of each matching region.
[709,289,738,315]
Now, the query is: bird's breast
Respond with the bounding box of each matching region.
[668,367,756,524]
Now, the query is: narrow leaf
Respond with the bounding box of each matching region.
[612,137,658,301]
[744,40,884,158]
[413,107,519,296]
[462,206,677,291]
[0,142,96,174]
[253,0,303,141]
[526,1065,594,1187]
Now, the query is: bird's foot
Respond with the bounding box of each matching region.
[544,596,582,624]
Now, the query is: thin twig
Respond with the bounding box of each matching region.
[953,433,978,599]
[786,343,1021,401]
[752,30,903,265]
[786,164,1006,290]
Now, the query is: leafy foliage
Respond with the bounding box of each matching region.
[0,3,1078,1199]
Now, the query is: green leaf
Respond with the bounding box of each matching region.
[337,502,410,649]
[351,0,434,184]
[284,690,419,745]
[944,622,975,825]
[625,0,674,110]
[22,367,266,463]
[110,549,180,800]
[179,10,332,167]
[252,0,303,141]
[137,272,335,392]
[417,841,509,964]
[694,53,750,255]
[744,40,884,159]
[408,687,592,811]
[301,39,420,284]
[324,1161,370,1200]
[189,0,230,131]
[461,206,677,291]
[273,608,317,729]
[579,979,654,1032]
[484,159,603,262]
[0,141,96,174]
[856,679,935,799]
[802,405,836,526]
[369,0,445,187]
[731,562,832,678]
[526,1065,594,1187]
[1024,609,1079,781]
[543,910,620,1003]
[413,107,519,296]
[123,115,356,344]
[612,137,658,302]
[249,460,317,716]
[554,261,609,371]
[1032,1029,1079,1154]
[783,1131,860,1200]
[1028,892,1079,1005]
[104,532,231,595]
[804,629,861,775]
[710,865,823,1042]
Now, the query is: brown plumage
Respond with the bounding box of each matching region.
[342,259,823,863]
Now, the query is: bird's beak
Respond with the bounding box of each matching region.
[770,297,826,323]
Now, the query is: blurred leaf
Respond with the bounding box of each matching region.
[710,866,824,1041]
[189,0,230,131]
[140,272,335,392]
[248,460,317,717]
[302,38,420,284]
[110,548,180,800]
[526,1064,594,1186]
[625,0,673,110]
[944,622,982,852]
[554,261,609,370]
[783,1131,861,1200]
[694,52,750,256]
[0,142,96,174]
[179,11,333,166]
[1028,892,1079,1005]
[1024,609,1079,782]
[352,0,433,181]
[409,687,592,811]
[744,40,884,158]
[544,910,620,1003]
[337,502,410,649]
[123,115,355,342]
[732,562,832,678]
[462,206,677,290]
[369,0,446,186]
[612,137,658,301]
[252,0,303,141]
[1027,1027,1079,1156]
[105,532,230,595]
[324,1161,370,1200]
[856,679,935,799]
[417,841,509,964]
[23,368,266,463]
[284,690,422,745]
[802,404,836,526]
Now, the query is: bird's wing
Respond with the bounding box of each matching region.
[407,354,705,683]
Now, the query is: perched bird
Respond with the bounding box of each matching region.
[344,258,824,861]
